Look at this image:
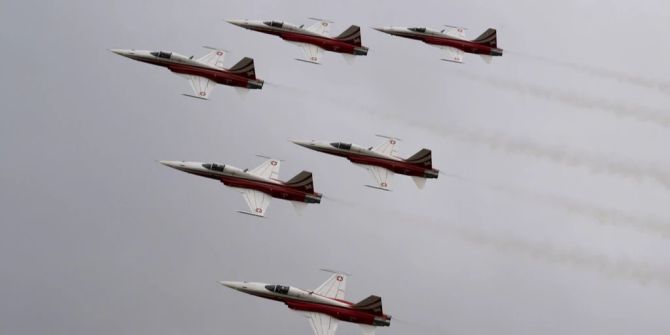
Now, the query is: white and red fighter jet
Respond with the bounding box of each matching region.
[226,18,368,64]
[159,158,321,217]
[110,47,263,99]
[374,25,502,63]
[293,136,439,191]
[220,270,391,335]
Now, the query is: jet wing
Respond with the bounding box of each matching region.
[314,271,347,300]
[197,48,226,69]
[179,74,216,99]
[238,189,271,217]
[306,312,338,335]
[291,42,324,64]
[249,158,280,180]
[443,26,466,39]
[305,18,331,36]
[438,45,464,63]
[372,136,399,157]
[364,165,394,191]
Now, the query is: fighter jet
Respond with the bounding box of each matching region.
[220,270,391,335]
[110,47,263,99]
[374,25,502,63]
[226,18,368,64]
[159,158,321,217]
[292,135,438,191]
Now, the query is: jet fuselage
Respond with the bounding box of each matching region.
[110,49,264,90]
[294,141,439,178]
[228,20,369,56]
[220,281,391,327]
[375,27,503,56]
[160,161,321,204]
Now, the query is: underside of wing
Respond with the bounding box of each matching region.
[306,19,331,36]
[439,45,464,63]
[443,26,466,39]
[365,165,394,191]
[307,312,339,335]
[238,189,271,217]
[291,42,324,64]
[314,271,347,300]
[180,74,216,99]
[249,159,280,180]
[372,137,399,157]
[198,48,226,69]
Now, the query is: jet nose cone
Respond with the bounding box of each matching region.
[218,281,241,289]
[372,27,389,33]
[291,140,316,148]
[109,48,131,56]
[226,19,246,27]
[159,160,182,169]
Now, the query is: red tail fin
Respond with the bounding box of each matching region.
[286,171,315,192]
[406,149,432,168]
[336,25,362,46]
[354,295,384,316]
[473,28,497,47]
[229,57,256,79]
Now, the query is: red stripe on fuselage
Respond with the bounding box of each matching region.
[183,169,317,202]
[134,58,258,88]
[423,35,494,55]
[312,147,432,177]
[248,27,361,54]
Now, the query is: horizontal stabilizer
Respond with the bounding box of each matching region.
[411,176,427,189]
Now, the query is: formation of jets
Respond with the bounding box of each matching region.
[111,17,503,335]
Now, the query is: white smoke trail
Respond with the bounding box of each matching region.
[405,123,670,189]
[449,225,670,288]
[508,51,670,96]
[486,184,670,238]
[449,69,670,128]
[327,199,670,289]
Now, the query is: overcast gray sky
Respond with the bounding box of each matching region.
[2,0,670,334]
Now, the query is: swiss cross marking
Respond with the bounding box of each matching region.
[199,91,206,96]
[336,275,343,282]
[255,208,263,213]
[270,160,277,166]
[381,182,388,187]
[216,51,223,56]
[389,139,396,144]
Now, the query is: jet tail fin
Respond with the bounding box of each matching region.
[354,295,384,316]
[406,148,432,168]
[336,25,362,46]
[472,28,497,47]
[286,171,315,192]
[229,57,257,79]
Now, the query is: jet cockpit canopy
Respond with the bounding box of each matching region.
[265,284,290,294]
[202,163,225,172]
[330,142,352,150]
[150,51,172,59]
[263,21,284,28]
